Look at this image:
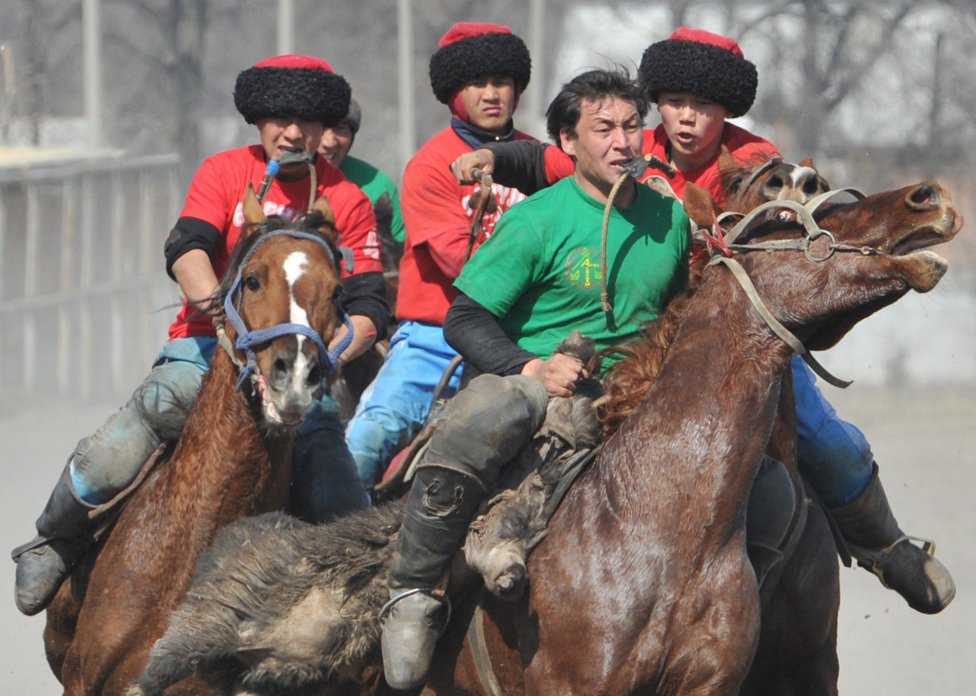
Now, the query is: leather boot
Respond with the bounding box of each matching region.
[381,465,488,690]
[831,464,955,614]
[11,462,97,616]
[380,374,548,690]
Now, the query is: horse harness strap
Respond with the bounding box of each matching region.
[466,601,505,696]
[709,255,849,388]
[222,228,354,391]
[704,187,874,389]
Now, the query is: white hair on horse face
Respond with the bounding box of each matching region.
[790,166,818,188]
[283,251,313,387]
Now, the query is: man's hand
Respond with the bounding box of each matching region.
[450,148,495,184]
[521,353,587,397]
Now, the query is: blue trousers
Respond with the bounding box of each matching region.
[344,321,463,486]
[69,336,367,519]
[792,357,874,506]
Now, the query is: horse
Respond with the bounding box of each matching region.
[43,187,350,695]
[424,176,960,695]
[127,169,961,696]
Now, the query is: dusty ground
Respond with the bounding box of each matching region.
[1,382,973,694]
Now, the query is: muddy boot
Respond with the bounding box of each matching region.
[831,465,955,614]
[380,375,548,690]
[11,463,96,615]
[380,465,488,690]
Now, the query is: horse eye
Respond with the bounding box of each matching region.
[775,211,796,223]
[767,175,784,190]
[245,274,261,292]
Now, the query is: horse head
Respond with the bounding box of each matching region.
[685,177,963,352]
[218,186,346,428]
[719,147,830,210]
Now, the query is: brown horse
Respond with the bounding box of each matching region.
[423,177,961,695]
[44,189,347,695]
[128,173,961,696]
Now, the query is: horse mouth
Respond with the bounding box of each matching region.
[253,374,307,429]
[890,225,954,257]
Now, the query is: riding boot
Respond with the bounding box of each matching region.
[11,462,97,616]
[380,464,488,691]
[380,374,548,691]
[830,464,955,614]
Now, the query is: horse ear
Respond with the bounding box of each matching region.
[309,194,337,239]
[242,183,267,233]
[717,145,737,176]
[799,157,815,169]
[683,182,722,229]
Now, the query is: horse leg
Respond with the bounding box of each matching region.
[742,503,839,696]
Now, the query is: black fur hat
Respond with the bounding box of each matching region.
[428,22,531,104]
[639,27,758,117]
[234,55,351,126]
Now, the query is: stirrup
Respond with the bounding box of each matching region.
[849,533,936,584]
[378,587,452,626]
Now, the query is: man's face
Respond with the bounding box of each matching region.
[560,95,643,198]
[457,75,517,133]
[256,116,325,176]
[318,123,354,166]
[656,91,729,164]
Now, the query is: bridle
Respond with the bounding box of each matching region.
[697,187,875,388]
[218,228,353,391]
[701,187,878,387]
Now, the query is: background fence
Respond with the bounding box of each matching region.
[0,152,182,401]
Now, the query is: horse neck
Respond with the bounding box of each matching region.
[163,347,294,526]
[602,268,795,537]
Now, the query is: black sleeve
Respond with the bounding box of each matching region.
[342,271,390,341]
[444,293,537,377]
[164,216,221,280]
[482,140,553,195]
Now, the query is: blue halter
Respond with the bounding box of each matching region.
[222,228,354,391]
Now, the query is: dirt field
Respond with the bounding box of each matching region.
[1,383,973,694]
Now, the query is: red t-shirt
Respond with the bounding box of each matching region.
[541,122,779,205]
[644,122,778,204]
[168,145,383,339]
[396,127,535,325]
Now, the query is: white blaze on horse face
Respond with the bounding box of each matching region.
[283,251,313,389]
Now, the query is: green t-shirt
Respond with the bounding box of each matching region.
[455,177,689,361]
[339,155,406,242]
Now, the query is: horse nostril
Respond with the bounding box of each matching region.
[306,360,321,387]
[909,184,938,207]
[272,357,290,383]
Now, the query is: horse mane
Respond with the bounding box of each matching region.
[595,260,704,436]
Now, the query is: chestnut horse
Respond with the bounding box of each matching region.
[43,189,349,695]
[424,177,961,695]
[125,170,961,696]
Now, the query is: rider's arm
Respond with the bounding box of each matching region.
[170,248,220,314]
[444,293,537,376]
[329,176,389,353]
[792,357,875,506]
[445,295,584,397]
[341,270,388,345]
[483,140,574,193]
[453,141,574,195]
